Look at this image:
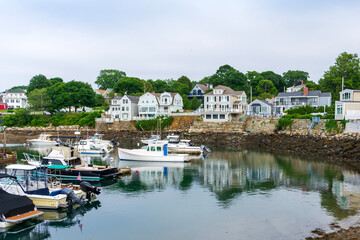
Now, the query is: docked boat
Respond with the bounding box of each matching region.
[118,142,189,162]
[163,135,210,154]
[23,145,120,181]
[140,135,160,145]
[27,134,57,146]
[0,164,101,209]
[0,187,44,229]
[75,132,116,155]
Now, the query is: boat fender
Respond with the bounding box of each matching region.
[60,187,86,206]
[80,181,101,199]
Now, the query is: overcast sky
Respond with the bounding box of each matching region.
[1,0,359,91]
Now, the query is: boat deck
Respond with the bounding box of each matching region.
[6,211,43,222]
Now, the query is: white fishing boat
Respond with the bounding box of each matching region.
[140,135,160,145]
[27,134,57,146]
[77,139,109,155]
[118,142,189,162]
[163,135,211,154]
[0,188,44,229]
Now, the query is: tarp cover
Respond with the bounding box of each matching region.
[0,189,35,218]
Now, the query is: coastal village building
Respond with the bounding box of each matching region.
[108,95,139,120]
[138,92,183,119]
[202,85,247,122]
[187,84,210,101]
[335,89,360,120]
[0,96,8,110]
[274,87,331,114]
[286,81,306,93]
[94,88,113,103]
[1,88,28,109]
[247,99,273,117]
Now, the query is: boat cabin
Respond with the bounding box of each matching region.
[42,145,82,166]
[165,135,180,144]
[146,143,169,156]
[4,164,49,195]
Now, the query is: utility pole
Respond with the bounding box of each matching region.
[250,86,252,103]
[342,76,344,91]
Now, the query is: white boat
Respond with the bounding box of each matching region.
[27,134,57,146]
[164,135,210,154]
[118,142,189,162]
[140,135,160,145]
[77,139,109,155]
[0,164,98,209]
[0,187,44,229]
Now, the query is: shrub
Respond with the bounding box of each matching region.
[135,116,173,131]
[276,117,294,130]
[325,119,341,133]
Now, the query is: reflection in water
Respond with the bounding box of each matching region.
[2,145,360,239]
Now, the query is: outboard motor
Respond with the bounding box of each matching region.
[110,139,118,147]
[60,187,86,206]
[200,145,211,153]
[80,181,101,199]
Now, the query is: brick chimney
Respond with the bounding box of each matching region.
[303,87,308,95]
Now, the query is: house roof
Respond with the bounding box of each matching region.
[277,91,331,98]
[5,88,26,94]
[126,95,139,103]
[197,84,209,92]
[204,85,245,96]
[250,99,273,106]
[95,89,106,96]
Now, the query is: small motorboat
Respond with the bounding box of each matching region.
[0,165,101,209]
[0,188,44,229]
[118,142,189,162]
[23,144,120,181]
[27,134,57,146]
[140,135,161,145]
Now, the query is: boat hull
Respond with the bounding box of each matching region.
[28,140,57,146]
[47,167,120,181]
[118,148,189,162]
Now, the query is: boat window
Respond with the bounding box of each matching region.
[147,146,150,151]
[157,146,162,151]
[80,140,86,145]
[151,146,155,151]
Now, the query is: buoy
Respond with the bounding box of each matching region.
[136,170,138,174]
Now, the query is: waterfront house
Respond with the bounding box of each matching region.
[1,88,28,109]
[187,84,210,101]
[335,89,360,120]
[94,88,113,103]
[247,99,273,117]
[138,92,183,119]
[286,81,306,93]
[202,85,247,122]
[0,96,7,110]
[274,87,331,114]
[108,95,139,120]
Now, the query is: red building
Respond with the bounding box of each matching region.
[0,96,7,110]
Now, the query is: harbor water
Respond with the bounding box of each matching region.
[1,144,360,240]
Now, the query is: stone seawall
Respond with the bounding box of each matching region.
[3,116,360,168]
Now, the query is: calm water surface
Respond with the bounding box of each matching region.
[1,144,360,240]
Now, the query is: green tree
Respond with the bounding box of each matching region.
[27,74,50,94]
[27,88,51,111]
[306,81,321,91]
[47,82,71,113]
[319,52,360,102]
[172,81,190,95]
[94,94,105,107]
[148,79,170,93]
[177,76,192,90]
[49,77,63,86]
[182,94,191,109]
[114,77,144,95]
[260,71,286,93]
[142,80,153,93]
[283,70,309,87]
[255,80,278,95]
[95,69,126,90]
[246,71,264,95]
[189,97,201,110]
[65,81,96,111]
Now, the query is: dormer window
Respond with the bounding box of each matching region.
[342,92,351,100]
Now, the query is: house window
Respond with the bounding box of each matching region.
[206,114,211,119]
[226,96,229,101]
[198,90,202,95]
[113,101,117,105]
[126,107,129,111]
[220,114,225,119]
[213,114,218,119]
[207,97,209,102]
[261,106,267,112]
[242,97,246,103]
[122,107,125,111]
[16,100,20,103]
[342,92,351,100]
[149,107,155,112]
[336,104,343,115]
[123,99,128,104]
